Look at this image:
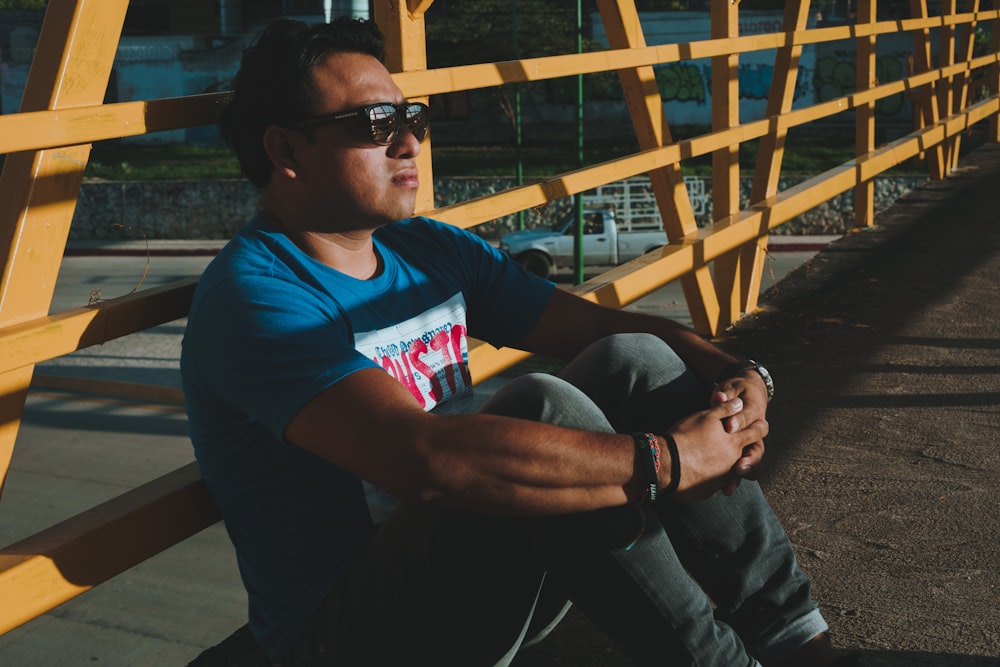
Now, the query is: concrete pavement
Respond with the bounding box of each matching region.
[1,144,998,665]
[519,144,1000,666]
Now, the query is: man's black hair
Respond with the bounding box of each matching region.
[220,18,385,189]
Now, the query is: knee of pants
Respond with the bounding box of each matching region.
[478,372,614,432]
[584,332,687,376]
[560,333,691,392]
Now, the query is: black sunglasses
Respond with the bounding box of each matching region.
[286,102,429,145]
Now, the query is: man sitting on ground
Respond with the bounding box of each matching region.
[182,16,855,667]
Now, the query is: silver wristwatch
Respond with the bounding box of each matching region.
[717,358,774,402]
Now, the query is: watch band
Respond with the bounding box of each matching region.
[716,358,774,402]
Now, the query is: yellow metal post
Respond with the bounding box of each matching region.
[596,0,720,335]
[940,0,959,172]
[750,0,812,200]
[951,0,981,162]
[909,0,946,179]
[855,0,876,228]
[0,0,129,495]
[993,8,1000,141]
[709,0,744,325]
[375,0,436,213]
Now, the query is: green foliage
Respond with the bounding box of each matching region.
[426,1,587,66]
[0,0,47,9]
[973,26,992,57]
[86,142,241,181]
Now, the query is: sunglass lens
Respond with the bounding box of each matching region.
[367,104,399,144]
[404,104,428,142]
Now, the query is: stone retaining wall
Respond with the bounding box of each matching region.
[71,175,927,243]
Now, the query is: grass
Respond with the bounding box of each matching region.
[83,126,956,182]
[85,141,243,181]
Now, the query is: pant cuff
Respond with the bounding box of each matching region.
[752,608,829,664]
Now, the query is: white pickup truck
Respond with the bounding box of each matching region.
[499,208,668,279]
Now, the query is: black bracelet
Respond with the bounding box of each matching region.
[661,433,681,496]
[631,433,660,503]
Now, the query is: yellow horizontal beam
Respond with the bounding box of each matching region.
[468,95,1000,380]
[14,90,989,399]
[0,86,991,374]
[2,12,996,155]
[0,279,195,376]
[0,94,231,155]
[0,462,219,635]
[394,11,999,97]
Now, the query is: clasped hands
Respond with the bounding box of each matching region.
[666,372,770,503]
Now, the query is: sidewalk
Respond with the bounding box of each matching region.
[2,145,998,665]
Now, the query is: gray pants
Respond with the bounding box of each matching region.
[286,333,827,666]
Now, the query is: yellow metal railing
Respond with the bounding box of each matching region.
[0,0,997,636]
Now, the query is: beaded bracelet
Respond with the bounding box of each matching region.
[632,432,661,503]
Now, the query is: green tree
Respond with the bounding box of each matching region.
[426,0,593,67]
[0,0,47,9]
[425,0,621,102]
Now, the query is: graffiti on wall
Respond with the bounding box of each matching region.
[813,50,908,116]
[650,51,908,117]
[653,61,813,105]
[655,63,708,104]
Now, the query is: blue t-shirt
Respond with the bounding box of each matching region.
[180,214,555,660]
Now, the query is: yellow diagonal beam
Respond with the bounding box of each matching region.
[909,0,947,178]
[0,0,130,496]
[855,0,877,229]
[596,0,720,335]
[738,1,814,316]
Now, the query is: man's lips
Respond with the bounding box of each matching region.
[392,168,419,188]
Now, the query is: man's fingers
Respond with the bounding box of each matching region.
[722,476,742,496]
[714,396,743,415]
[708,388,731,407]
[735,437,766,475]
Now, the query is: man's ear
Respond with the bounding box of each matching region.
[262,126,301,179]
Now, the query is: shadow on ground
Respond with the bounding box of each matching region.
[516,144,1000,665]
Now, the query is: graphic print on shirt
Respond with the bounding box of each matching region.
[354,291,472,413]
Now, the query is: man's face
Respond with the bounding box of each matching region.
[289,51,422,231]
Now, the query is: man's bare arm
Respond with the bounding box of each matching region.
[284,367,767,515]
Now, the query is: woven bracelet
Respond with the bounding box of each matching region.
[661,433,681,496]
[632,432,661,503]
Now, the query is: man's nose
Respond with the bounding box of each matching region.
[389,121,423,157]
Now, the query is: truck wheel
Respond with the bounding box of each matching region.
[517,251,552,279]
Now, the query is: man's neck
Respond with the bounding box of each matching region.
[261,208,383,280]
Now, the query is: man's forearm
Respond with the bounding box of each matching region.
[392,413,643,515]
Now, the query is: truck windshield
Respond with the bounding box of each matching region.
[557,212,605,235]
